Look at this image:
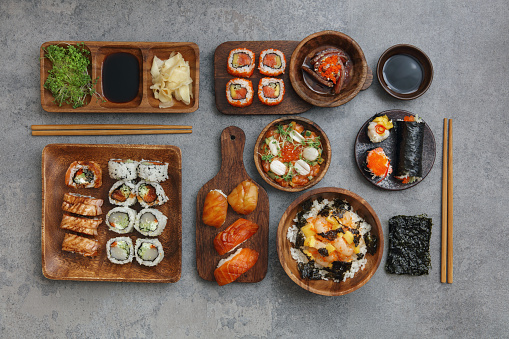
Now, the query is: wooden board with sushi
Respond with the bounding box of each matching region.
[40,41,199,113]
[354,110,436,190]
[41,144,182,282]
[195,126,269,284]
[214,40,312,115]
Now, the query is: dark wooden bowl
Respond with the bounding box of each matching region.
[254,116,331,192]
[289,31,369,107]
[277,187,383,296]
[376,44,433,100]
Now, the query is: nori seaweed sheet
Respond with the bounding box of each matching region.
[396,121,424,178]
[385,215,432,275]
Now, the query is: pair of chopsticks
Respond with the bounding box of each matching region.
[31,124,192,136]
[441,119,453,283]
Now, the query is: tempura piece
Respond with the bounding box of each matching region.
[227,180,259,215]
[202,189,228,228]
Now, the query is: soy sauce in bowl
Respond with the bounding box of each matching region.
[382,54,423,94]
[102,52,140,103]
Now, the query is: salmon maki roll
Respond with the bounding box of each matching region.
[227,180,259,215]
[258,77,285,106]
[258,49,286,76]
[226,78,253,107]
[227,48,255,77]
[366,147,392,183]
[202,189,228,228]
[65,161,102,188]
[214,248,259,286]
[214,218,259,255]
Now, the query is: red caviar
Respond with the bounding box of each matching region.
[317,55,342,84]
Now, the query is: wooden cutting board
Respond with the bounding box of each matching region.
[196,126,269,283]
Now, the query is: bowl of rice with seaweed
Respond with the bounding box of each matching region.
[277,187,383,296]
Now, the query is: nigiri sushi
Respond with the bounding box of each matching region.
[214,218,259,255]
[214,248,259,286]
[227,180,259,215]
[202,189,228,228]
[366,147,392,183]
[367,115,393,143]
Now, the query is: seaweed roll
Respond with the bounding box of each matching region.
[395,115,425,184]
[258,49,286,76]
[106,237,134,264]
[258,77,285,106]
[135,238,164,266]
[226,78,254,107]
[106,206,136,234]
[134,208,168,237]
[227,48,255,77]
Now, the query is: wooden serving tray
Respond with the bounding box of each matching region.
[40,41,199,113]
[41,144,182,282]
[214,41,312,115]
[196,127,269,283]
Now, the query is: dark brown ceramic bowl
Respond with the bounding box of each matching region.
[289,31,369,107]
[277,187,383,296]
[377,44,433,100]
[254,116,331,192]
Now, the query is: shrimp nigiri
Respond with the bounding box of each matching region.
[214,248,259,286]
[366,147,392,183]
[202,189,228,228]
[214,218,259,255]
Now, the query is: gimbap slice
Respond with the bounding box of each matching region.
[65,161,102,189]
[135,238,164,267]
[258,49,286,76]
[106,207,136,234]
[227,48,255,77]
[136,181,169,208]
[109,180,137,207]
[226,78,254,107]
[108,159,138,180]
[137,160,169,182]
[258,77,285,106]
[106,237,134,264]
[134,208,168,237]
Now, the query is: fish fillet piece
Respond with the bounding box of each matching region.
[61,233,99,257]
[214,248,259,286]
[202,190,228,228]
[227,180,259,215]
[63,193,103,207]
[214,218,259,255]
[62,193,103,216]
[60,213,102,236]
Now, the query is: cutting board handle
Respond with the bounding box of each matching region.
[219,126,247,175]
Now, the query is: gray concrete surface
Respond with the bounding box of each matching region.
[1,0,508,338]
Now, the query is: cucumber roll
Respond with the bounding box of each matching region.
[108,159,138,181]
[106,237,134,264]
[108,180,137,207]
[136,181,169,208]
[395,116,425,184]
[106,207,136,234]
[135,238,164,267]
[134,208,168,237]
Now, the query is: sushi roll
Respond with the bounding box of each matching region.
[137,160,169,182]
[61,233,99,257]
[258,77,285,106]
[136,181,169,208]
[227,180,259,215]
[62,193,103,217]
[226,78,254,107]
[213,248,259,286]
[134,208,168,237]
[258,48,286,76]
[395,115,425,184]
[135,238,164,267]
[202,189,228,228]
[106,206,136,234]
[214,218,259,255]
[65,161,102,189]
[108,159,138,180]
[106,237,134,265]
[227,48,255,77]
[108,180,137,207]
[366,147,392,183]
[60,213,102,236]
[367,115,393,143]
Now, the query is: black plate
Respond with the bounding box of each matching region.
[354,109,436,190]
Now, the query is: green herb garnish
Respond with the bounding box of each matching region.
[43,43,104,108]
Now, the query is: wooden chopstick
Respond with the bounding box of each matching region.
[32,129,192,136]
[447,119,454,283]
[441,119,448,283]
[31,124,192,131]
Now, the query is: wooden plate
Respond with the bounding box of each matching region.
[214,41,312,115]
[354,110,436,190]
[41,144,182,282]
[40,41,199,113]
[253,116,332,192]
[196,126,269,283]
[277,187,383,296]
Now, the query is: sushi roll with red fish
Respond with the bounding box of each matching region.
[227,48,255,77]
[258,49,286,76]
[226,78,254,107]
[65,161,102,189]
[366,147,392,183]
[214,248,259,286]
[258,77,285,106]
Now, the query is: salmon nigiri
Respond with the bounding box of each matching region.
[366,147,392,183]
[227,180,259,215]
[202,189,228,228]
[214,218,259,255]
[214,248,259,286]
